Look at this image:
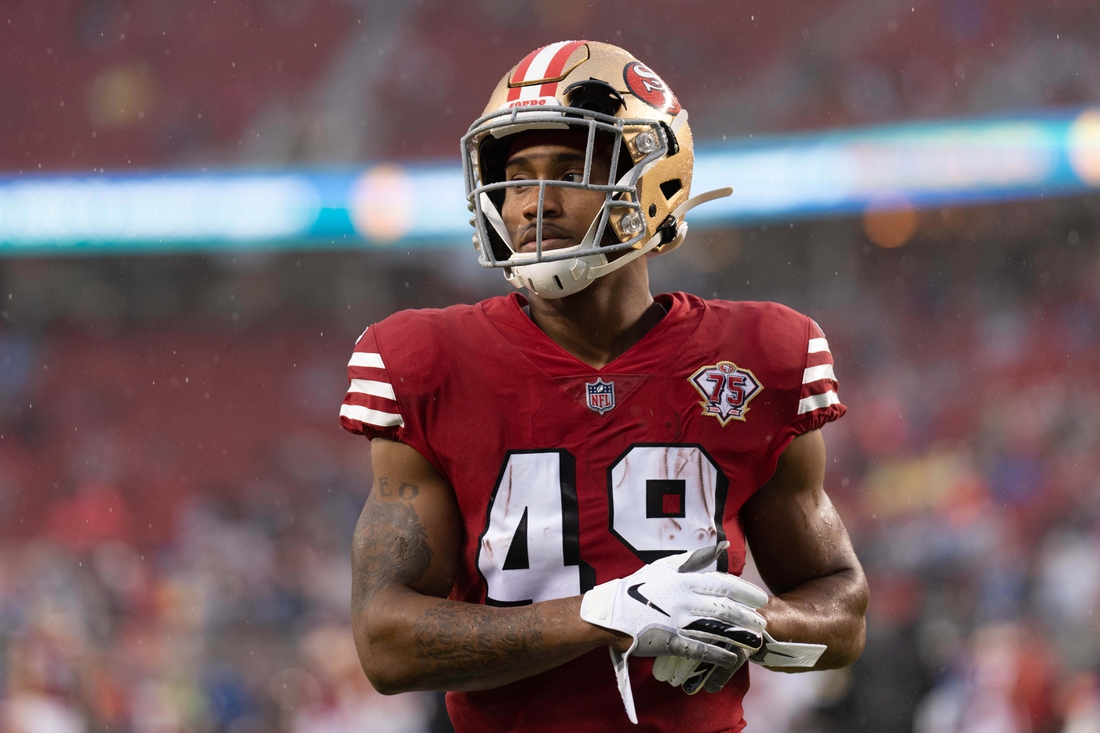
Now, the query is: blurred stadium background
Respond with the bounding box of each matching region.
[2,1,1100,731]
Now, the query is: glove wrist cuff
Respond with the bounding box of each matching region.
[579,581,618,629]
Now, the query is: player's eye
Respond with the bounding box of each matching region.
[562,171,583,183]
[508,174,532,190]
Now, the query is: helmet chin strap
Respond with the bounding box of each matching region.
[672,186,733,220]
[480,192,514,252]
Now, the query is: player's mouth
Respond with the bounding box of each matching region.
[518,227,574,253]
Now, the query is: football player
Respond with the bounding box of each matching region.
[342,41,868,732]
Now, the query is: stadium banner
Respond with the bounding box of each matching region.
[0,109,1098,254]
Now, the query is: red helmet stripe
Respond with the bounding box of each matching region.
[507,41,587,102]
[507,45,545,101]
[538,40,586,97]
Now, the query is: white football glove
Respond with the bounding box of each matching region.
[652,622,761,694]
[650,570,770,695]
[579,542,767,724]
[655,614,829,695]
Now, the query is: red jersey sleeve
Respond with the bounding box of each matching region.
[750,304,847,490]
[790,318,846,435]
[339,327,404,441]
[338,319,447,477]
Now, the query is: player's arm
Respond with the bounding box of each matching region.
[740,428,869,670]
[352,437,629,694]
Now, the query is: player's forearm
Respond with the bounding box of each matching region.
[356,585,628,694]
[759,566,868,670]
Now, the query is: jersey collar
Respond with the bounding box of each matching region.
[481,291,705,377]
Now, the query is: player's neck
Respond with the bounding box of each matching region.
[526,258,662,370]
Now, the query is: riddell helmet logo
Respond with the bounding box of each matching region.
[689,361,762,425]
[623,61,681,115]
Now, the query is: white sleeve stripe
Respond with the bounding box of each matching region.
[348,352,385,368]
[340,403,404,427]
[807,338,830,354]
[348,379,396,400]
[802,364,836,384]
[797,390,840,415]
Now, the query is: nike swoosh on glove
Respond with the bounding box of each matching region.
[579,542,766,724]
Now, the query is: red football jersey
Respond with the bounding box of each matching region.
[340,292,845,733]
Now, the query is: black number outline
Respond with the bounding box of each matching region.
[477,449,595,607]
[606,443,730,571]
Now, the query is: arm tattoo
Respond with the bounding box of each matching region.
[413,602,546,684]
[377,477,420,500]
[351,498,433,618]
[353,477,551,686]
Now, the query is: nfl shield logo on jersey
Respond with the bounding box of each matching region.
[689,361,762,426]
[586,378,616,415]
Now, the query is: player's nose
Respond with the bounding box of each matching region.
[522,183,564,220]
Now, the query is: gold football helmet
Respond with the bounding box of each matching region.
[462,40,730,298]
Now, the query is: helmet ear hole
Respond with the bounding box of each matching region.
[660,179,683,200]
[564,79,625,116]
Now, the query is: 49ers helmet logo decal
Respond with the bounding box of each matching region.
[623,61,681,115]
[689,361,762,425]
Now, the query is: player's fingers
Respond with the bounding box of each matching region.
[702,658,741,693]
[692,573,769,608]
[666,656,700,687]
[666,637,745,667]
[681,663,713,695]
[682,623,762,653]
[715,600,766,631]
[676,541,730,574]
[691,599,766,631]
[690,578,766,609]
[652,655,677,683]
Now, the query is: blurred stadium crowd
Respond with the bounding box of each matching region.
[2,0,1100,732]
[3,0,1100,170]
[2,198,1099,732]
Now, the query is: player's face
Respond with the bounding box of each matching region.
[501,131,613,253]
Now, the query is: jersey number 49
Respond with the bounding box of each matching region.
[476,444,730,606]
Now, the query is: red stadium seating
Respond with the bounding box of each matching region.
[0,0,355,171]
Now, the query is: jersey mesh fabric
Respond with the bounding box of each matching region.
[339,292,845,733]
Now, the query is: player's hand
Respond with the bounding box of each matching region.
[650,571,770,695]
[580,542,767,663]
[579,542,767,723]
[655,626,830,696]
[651,619,761,694]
